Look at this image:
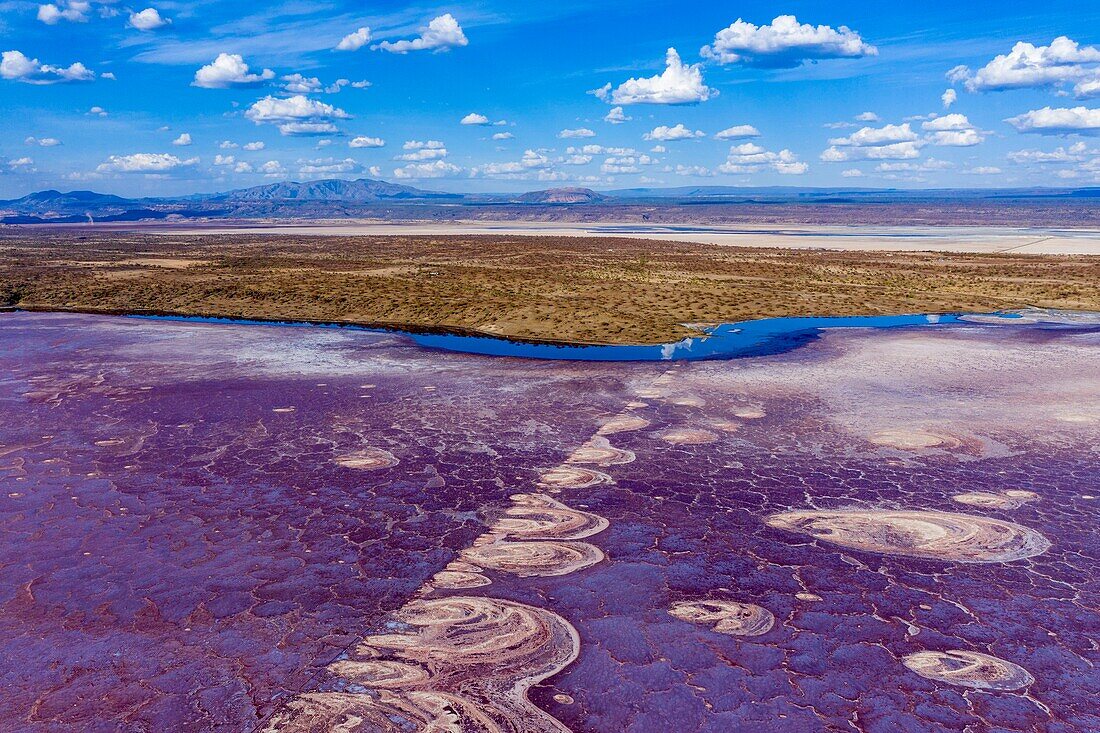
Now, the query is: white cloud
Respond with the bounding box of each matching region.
[650,145,666,153]
[953,37,1100,96]
[674,164,713,177]
[1007,142,1090,163]
[350,80,371,89]
[461,113,490,126]
[375,14,468,54]
[644,123,704,141]
[245,95,350,137]
[259,160,286,177]
[97,153,198,173]
[701,14,876,68]
[282,74,322,94]
[492,132,514,140]
[404,139,445,150]
[942,88,957,109]
[604,106,631,124]
[393,160,463,179]
[336,27,372,52]
[841,168,863,177]
[921,114,984,146]
[234,162,253,173]
[172,133,192,146]
[472,149,557,178]
[829,123,917,146]
[37,1,89,24]
[964,166,1002,175]
[192,53,274,89]
[129,8,170,31]
[101,72,116,80]
[714,124,760,140]
[1006,106,1100,135]
[87,106,107,116]
[396,140,447,160]
[855,111,880,122]
[243,141,265,151]
[277,122,339,136]
[562,154,592,165]
[349,136,385,148]
[821,141,923,161]
[719,142,808,174]
[592,48,716,105]
[1,50,94,84]
[213,154,235,166]
[299,157,363,175]
[559,128,596,138]
[7,157,35,169]
[25,136,61,147]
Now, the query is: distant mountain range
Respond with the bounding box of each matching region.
[1,178,1097,224]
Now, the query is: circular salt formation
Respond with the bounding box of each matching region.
[553,694,574,705]
[658,428,718,445]
[494,494,609,541]
[902,650,1034,691]
[462,540,604,577]
[668,395,706,407]
[538,466,613,490]
[669,600,775,637]
[431,570,491,589]
[868,428,956,450]
[796,592,822,602]
[567,436,635,467]
[336,447,399,470]
[327,660,431,688]
[952,491,1038,510]
[597,414,650,435]
[765,510,1050,563]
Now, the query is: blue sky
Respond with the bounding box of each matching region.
[1,0,1098,196]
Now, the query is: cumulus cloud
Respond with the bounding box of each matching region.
[492,132,514,140]
[841,168,863,177]
[87,106,107,116]
[336,27,372,52]
[25,136,61,147]
[951,37,1100,97]
[97,153,198,173]
[592,48,716,105]
[674,164,713,177]
[172,133,192,146]
[192,54,274,89]
[393,160,463,178]
[559,128,596,138]
[375,14,468,54]
[349,136,384,148]
[396,140,447,160]
[964,166,1002,175]
[714,124,760,140]
[37,1,89,24]
[129,8,169,31]
[855,111,880,122]
[1,50,94,84]
[213,154,235,166]
[942,88,957,109]
[829,123,917,146]
[701,15,876,68]
[472,149,559,178]
[644,123,704,141]
[1005,106,1100,135]
[821,125,926,161]
[921,114,984,146]
[604,106,631,124]
[243,141,264,150]
[719,142,808,174]
[299,157,364,175]
[1007,142,1091,163]
[461,113,490,126]
[245,95,350,136]
[281,74,322,94]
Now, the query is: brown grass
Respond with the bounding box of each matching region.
[2,231,1098,344]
